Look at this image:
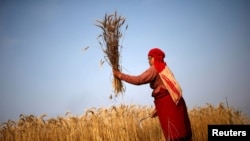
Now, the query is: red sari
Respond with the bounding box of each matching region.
[154,88,192,141]
[120,66,192,141]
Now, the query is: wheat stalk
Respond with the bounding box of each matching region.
[96,11,127,95]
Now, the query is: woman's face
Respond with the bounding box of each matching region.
[148,56,154,66]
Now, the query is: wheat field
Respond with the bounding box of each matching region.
[1,103,249,141]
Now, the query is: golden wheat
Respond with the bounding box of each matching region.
[96,11,128,95]
[0,103,249,141]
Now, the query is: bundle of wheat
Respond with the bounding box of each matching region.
[96,11,127,95]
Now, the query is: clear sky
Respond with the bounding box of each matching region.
[0,0,249,123]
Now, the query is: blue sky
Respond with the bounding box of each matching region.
[0,0,249,122]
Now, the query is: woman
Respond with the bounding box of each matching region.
[113,48,192,141]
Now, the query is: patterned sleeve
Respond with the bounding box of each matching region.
[120,66,158,85]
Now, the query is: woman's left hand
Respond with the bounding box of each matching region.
[113,69,121,79]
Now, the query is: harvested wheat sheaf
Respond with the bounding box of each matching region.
[96,11,128,95]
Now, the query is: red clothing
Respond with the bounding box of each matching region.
[120,66,165,95]
[154,89,192,141]
[120,66,192,141]
[148,48,182,105]
[148,48,166,72]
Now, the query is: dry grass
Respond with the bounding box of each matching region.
[96,11,128,95]
[1,103,249,141]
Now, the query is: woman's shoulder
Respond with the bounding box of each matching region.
[144,65,158,75]
[148,65,157,72]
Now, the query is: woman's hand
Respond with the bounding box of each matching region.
[151,108,158,118]
[113,69,122,79]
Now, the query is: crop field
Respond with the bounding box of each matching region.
[1,102,250,141]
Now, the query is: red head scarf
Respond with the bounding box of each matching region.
[148,48,166,72]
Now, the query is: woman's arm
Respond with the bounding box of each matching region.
[113,66,158,85]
